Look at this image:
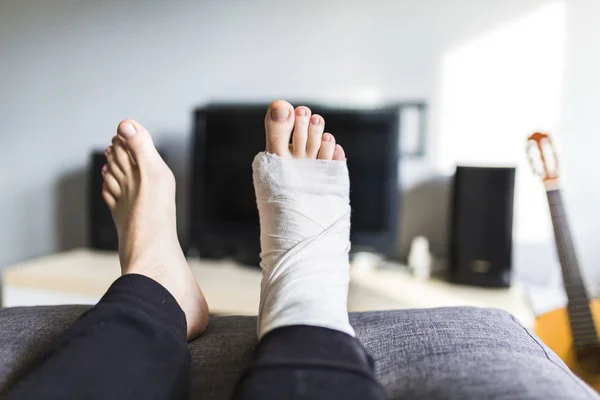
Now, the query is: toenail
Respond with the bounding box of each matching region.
[323,133,333,142]
[270,108,290,122]
[120,122,136,137]
[296,108,308,117]
[310,115,320,125]
[105,147,112,156]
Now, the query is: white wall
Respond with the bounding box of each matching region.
[2,0,587,299]
[557,0,600,299]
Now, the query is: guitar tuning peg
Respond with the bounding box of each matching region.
[526,132,560,181]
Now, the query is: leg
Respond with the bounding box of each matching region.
[4,275,190,400]
[3,121,209,399]
[235,101,387,399]
[235,326,386,399]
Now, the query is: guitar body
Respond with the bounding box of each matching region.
[536,299,600,390]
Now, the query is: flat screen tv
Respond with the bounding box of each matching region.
[189,103,400,266]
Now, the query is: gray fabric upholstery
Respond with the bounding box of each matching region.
[0,306,597,399]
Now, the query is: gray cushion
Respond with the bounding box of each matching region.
[0,306,596,399]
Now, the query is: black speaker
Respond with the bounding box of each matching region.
[448,166,516,287]
[89,151,118,250]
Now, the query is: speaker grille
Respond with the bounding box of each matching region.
[449,166,515,287]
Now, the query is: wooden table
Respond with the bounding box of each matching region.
[1,249,535,328]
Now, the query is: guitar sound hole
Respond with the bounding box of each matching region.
[576,345,600,374]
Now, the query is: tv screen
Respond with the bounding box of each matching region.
[190,104,400,266]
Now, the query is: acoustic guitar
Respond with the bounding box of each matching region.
[528,132,600,390]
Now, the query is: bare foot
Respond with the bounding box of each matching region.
[102,119,208,340]
[264,100,346,160]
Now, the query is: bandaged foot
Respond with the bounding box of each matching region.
[253,100,354,339]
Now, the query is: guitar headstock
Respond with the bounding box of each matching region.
[527,132,559,182]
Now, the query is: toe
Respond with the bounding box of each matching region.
[292,106,311,157]
[103,172,122,198]
[117,119,161,166]
[102,189,117,209]
[306,114,324,158]
[264,100,294,157]
[101,164,118,204]
[332,144,346,161]
[110,136,133,178]
[105,144,124,181]
[317,133,336,160]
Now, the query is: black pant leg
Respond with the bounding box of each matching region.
[234,325,388,400]
[3,274,191,400]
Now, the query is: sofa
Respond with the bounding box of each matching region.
[0,305,596,399]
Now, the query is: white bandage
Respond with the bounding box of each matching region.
[252,152,354,339]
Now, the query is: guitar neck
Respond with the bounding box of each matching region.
[545,182,598,348]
